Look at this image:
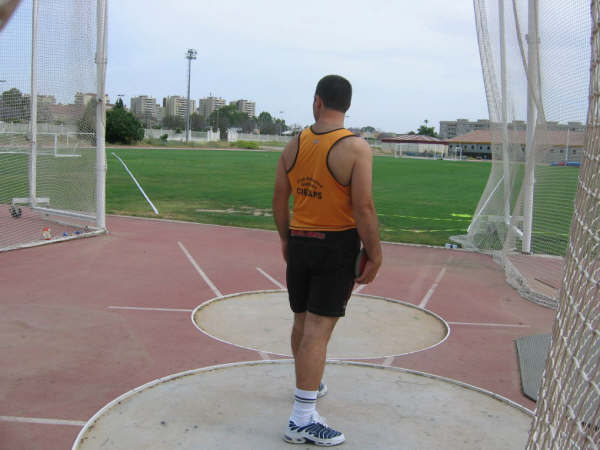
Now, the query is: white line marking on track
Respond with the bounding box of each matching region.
[419,267,447,309]
[256,267,285,289]
[108,306,193,312]
[383,356,394,367]
[112,153,159,215]
[448,322,531,328]
[0,416,85,427]
[354,283,366,293]
[258,351,270,360]
[178,241,223,297]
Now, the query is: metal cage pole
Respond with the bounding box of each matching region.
[499,0,511,227]
[29,0,39,206]
[95,0,108,230]
[523,0,539,253]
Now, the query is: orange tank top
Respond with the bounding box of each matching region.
[288,127,356,232]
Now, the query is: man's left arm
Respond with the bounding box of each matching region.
[272,154,292,262]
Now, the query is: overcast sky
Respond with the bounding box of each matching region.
[107,0,488,132]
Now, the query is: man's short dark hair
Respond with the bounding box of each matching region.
[315,75,352,113]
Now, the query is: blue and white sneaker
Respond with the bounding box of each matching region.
[283,413,345,446]
[318,382,328,398]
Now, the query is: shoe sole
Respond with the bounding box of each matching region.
[283,433,345,446]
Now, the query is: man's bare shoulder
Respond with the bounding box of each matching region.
[281,134,300,171]
[336,134,372,158]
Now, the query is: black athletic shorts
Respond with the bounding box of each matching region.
[286,228,360,317]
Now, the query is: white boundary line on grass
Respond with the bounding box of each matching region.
[178,241,223,297]
[112,153,159,215]
[0,416,85,427]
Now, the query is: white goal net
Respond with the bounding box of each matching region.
[0,0,107,251]
[453,0,591,308]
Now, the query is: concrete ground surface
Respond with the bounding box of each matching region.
[0,215,557,449]
[74,361,532,450]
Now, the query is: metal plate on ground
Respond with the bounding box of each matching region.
[515,334,551,401]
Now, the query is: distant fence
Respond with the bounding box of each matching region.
[0,122,79,134]
[143,129,219,142]
[145,128,292,145]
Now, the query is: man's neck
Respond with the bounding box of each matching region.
[312,118,345,133]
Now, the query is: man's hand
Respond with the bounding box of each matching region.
[355,256,381,284]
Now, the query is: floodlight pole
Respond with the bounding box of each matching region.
[185,49,197,143]
[29,0,39,207]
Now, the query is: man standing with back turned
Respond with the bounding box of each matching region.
[273,74,382,446]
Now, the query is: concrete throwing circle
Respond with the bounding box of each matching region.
[73,361,532,450]
[192,291,448,359]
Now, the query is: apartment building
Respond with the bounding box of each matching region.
[130,95,161,125]
[198,96,226,118]
[230,99,256,118]
[164,96,195,119]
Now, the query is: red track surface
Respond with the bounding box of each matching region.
[0,216,556,450]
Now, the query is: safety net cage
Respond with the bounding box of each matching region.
[0,0,107,251]
[453,0,591,308]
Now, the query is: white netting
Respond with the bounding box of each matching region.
[0,0,106,251]
[453,0,591,308]
[526,2,600,446]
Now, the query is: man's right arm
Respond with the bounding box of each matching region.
[350,139,382,284]
[272,139,295,262]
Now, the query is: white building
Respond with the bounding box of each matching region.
[163,96,195,119]
[130,95,162,125]
[198,96,226,118]
[230,99,256,118]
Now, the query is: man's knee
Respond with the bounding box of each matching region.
[301,312,338,343]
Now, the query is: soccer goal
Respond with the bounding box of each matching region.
[0,0,107,251]
[452,0,591,308]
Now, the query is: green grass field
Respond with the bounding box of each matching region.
[1,147,579,250]
[106,148,491,246]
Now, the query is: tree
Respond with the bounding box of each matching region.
[106,99,144,144]
[256,111,288,135]
[416,125,439,138]
[0,88,29,122]
[190,112,206,131]
[208,104,255,138]
[360,126,376,133]
[162,114,185,130]
[78,99,96,134]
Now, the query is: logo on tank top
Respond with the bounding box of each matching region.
[296,176,323,200]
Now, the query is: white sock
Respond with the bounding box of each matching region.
[291,388,318,426]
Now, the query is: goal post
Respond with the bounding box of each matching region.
[0,0,108,251]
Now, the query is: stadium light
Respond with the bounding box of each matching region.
[185,49,197,143]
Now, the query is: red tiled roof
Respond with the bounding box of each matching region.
[381,135,448,144]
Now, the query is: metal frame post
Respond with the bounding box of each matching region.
[95,0,108,230]
[499,0,511,227]
[523,0,539,253]
[29,0,39,206]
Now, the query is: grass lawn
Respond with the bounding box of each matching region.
[106,148,491,246]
